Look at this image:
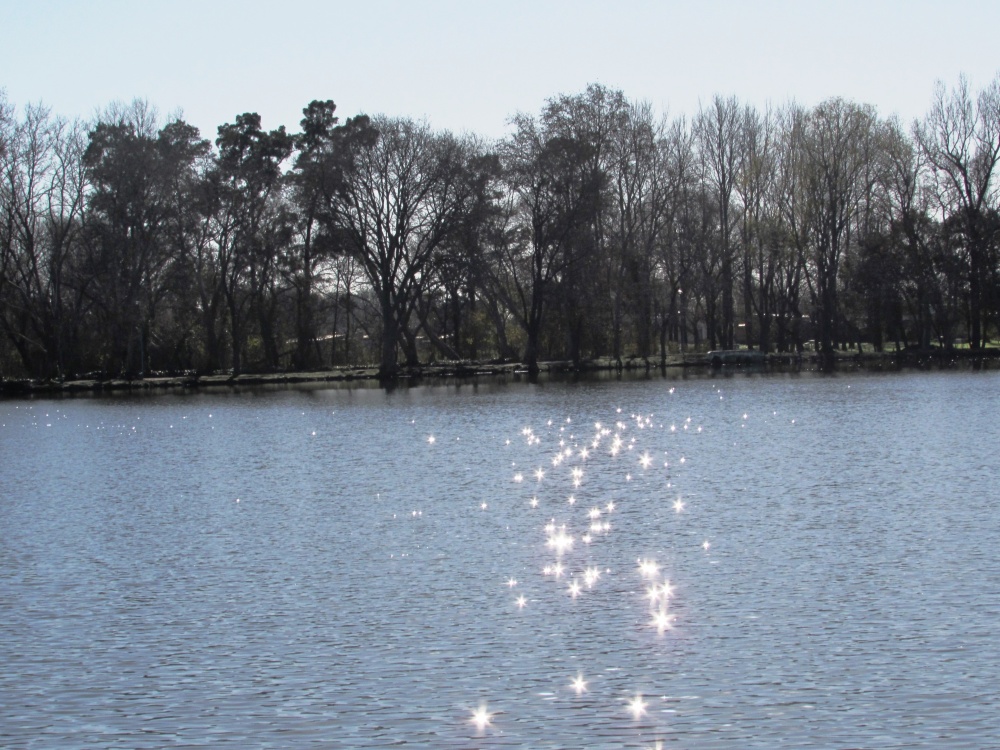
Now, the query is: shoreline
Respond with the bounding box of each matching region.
[2,349,997,397]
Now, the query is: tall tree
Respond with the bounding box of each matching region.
[653,116,699,356]
[0,101,89,378]
[329,116,474,378]
[83,101,211,375]
[734,104,780,351]
[288,100,344,370]
[608,100,670,362]
[790,98,881,363]
[696,95,743,349]
[541,84,628,364]
[211,112,293,373]
[491,111,602,373]
[915,74,1000,348]
[154,119,213,371]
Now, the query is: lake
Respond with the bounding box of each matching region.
[2,370,998,748]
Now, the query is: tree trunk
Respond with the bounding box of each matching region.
[379,291,399,378]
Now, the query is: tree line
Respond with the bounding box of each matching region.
[2,77,999,380]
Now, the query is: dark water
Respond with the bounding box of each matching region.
[2,371,999,749]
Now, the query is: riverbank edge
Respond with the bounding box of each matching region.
[2,348,997,396]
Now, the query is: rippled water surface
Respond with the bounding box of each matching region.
[2,371,999,748]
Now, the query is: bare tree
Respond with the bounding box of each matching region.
[654,116,700,355]
[485,111,602,374]
[0,101,88,378]
[607,100,672,362]
[696,95,744,349]
[789,98,881,363]
[330,116,474,378]
[734,103,781,351]
[914,74,1000,348]
[541,84,628,364]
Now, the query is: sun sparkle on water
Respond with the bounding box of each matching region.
[627,693,648,719]
[470,705,492,732]
[651,611,675,634]
[638,559,660,578]
[484,400,704,733]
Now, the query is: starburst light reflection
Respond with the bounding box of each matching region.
[546,527,574,555]
[627,693,648,720]
[638,559,660,578]
[645,584,662,605]
[483,404,699,727]
[470,704,492,732]
[651,610,676,634]
[659,579,675,600]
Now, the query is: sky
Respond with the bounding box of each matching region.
[3,0,999,142]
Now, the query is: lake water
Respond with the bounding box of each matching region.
[2,370,999,749]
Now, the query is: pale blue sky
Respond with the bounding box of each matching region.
[3,0,998,140]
